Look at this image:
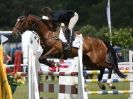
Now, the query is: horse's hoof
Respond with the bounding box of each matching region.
[98,82,106,90]
[108,83,116,89]
[101,85,106,90]
[110,85,116,89]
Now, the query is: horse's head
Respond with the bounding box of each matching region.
[12,14,42,38]
[12,15,29,37]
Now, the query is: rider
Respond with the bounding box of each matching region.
[41,7,79,50]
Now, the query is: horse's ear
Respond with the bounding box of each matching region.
[25,11,29,17]
[22,9,30,16]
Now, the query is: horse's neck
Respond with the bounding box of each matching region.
[54,26,60,37]
[42,20,58,32]
[48,31,59,39]
[33,21,48,39]
[42,20,61,36]
[33,19,61,42]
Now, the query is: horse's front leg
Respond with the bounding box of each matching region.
[39,48,59,65]
[43,47,59,58]
[98,69,106,90]
[107,67,116,89]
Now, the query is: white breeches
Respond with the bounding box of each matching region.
[68,12,79,35]
[59,27,67,43]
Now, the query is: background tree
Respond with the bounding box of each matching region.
[0,0,133,49]
[1,0,133,30]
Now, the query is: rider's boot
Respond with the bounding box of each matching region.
[64,28,72,51]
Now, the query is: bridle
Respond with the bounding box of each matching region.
[14,15,41,34]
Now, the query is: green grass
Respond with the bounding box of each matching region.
[13,76,130,99]
[13,84,28,99]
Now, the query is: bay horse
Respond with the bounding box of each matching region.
[12,14,126,90]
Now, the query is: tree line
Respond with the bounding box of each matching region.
[0,0,133,48]
[1,0,133,29]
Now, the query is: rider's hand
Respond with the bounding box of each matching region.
[42,16,49,20]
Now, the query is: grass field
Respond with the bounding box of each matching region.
[13,77,130,99]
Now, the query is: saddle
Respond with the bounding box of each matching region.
[61,31,82,59]
[60,27,81,48]
[52,24,82,59]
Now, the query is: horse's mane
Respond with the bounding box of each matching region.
[28,13,58,31]
[42,20,55,31]
[18,14,41,21]
[42,19,58,32]
[29,14,41,20]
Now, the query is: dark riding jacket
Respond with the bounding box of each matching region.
[50,10,75,23]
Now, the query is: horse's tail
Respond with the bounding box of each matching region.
[103,41,127,78]
[113,63,127,78]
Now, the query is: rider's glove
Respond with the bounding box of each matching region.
[42,16,49,20]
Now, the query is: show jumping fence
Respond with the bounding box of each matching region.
[27,33,85,99]
[78,50,133,99]
[21,31,133,99]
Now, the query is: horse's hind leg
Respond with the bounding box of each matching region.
[45,76,48,81]
[107,67,116,89]
[98,69,106,90]
[51,75,55,81]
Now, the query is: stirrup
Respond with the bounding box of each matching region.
[64,43,71,51]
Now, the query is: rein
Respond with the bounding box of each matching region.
[31,31,40,39]
[44,36,58,41]
[44,31,59,42]
[29,18,60,46]
[29,18,42,30]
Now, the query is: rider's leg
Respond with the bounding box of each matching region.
[64,29,71,50]
[59,23,67,43]
[67,12,79,49]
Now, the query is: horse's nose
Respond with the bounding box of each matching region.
[12,26,18,34]
[12,27,15,33]
[12,31,15,37]
[12,28,18,38]
[12,32,15,36]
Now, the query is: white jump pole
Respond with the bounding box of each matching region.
[22,31,43,99]
[77,34,88,99]
[58,58,78,99]
[28,46,40,99]
[129,50,133,99]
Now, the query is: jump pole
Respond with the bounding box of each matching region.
[28,46,40,99]
[129,50,133,99]
[77,34,88,99]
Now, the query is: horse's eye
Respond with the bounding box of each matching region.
[20,17,26,22]
[17,16,26,23]
[20,20,24,22]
